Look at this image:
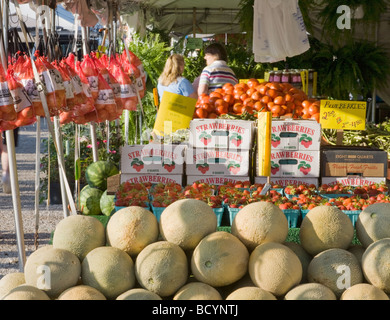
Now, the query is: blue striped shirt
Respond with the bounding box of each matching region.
[199,60,238,93]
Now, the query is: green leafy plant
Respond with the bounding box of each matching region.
[312,41,390,100]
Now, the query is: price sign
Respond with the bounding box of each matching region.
[153,91,197,136]
[320,100,367,130]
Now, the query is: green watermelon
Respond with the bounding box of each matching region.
[85,161,119,191]
[100,190,115,216]
[79,185,104,215]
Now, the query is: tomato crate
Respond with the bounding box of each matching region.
[283,209,300,228]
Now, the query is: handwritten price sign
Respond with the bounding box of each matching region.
[320,100,366,130]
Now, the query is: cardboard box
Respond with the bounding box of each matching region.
[254,176,319,187]
[189,119,255,150]
[257,150,320,178]
[321,146,388,177]
[271,119,321,151]
[185,148,250,176]
[321,177,387,187]
[186,175,251,186]
[106,173,183,195]
[120,144,186,175]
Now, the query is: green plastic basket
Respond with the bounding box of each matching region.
[151,205,165,222]
[213,207,225,227]
[283,209,300,228]
[342,210,361,227]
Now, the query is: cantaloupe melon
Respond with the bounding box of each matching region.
[225,286,277,300]
[307,248,363,298]
[340,283,389,300]
[52,214,106,261]
[284,242,312,283]
[135,241,188,297]
[2,284,50,300]
[24,245,81,299]
[116,288,162,300]
[356,202,390,248]
[106,206,159,258]
[248,242,302,297]
[191,231,249,287]
[231,201,288,251]
[284,283,337,300]
[361,238,390,293]
[81,246,135,300]
[299,206,354,256]
[0,272,25,299]
[173,282,222,300]
[159,199,217,251]
[57,285,107,300]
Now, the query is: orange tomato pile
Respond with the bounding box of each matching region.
[194,79,321,122]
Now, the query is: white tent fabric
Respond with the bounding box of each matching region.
[252,0,310,63]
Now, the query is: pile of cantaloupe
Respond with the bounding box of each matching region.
[2,199,390,300]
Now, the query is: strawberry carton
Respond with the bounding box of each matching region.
[185,148,250,176]
[257,150,320,178]
[189,119,255,150]
[120,173,183,186]
[254,176,319,188]
[120,144,186,174]
[186,175,251,186]
[271,119,321,151]
[321,177,387,187]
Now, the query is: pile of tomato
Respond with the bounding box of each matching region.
[194,79,321,122]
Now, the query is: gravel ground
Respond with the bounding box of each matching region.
[0,120,64,279]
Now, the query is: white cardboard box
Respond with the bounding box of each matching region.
[186,148,250,176]
[271,119,321,151]
[120,173,183,185]
[321,176,387,187]
[254,176,319,187]
[186,175,250,186]
[120,144,186,175]
[257,150,320,178]
[189,119,255,150]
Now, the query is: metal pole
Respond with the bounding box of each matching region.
[2,0,26,270]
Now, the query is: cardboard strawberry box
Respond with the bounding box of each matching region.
[321,177,387,187]
[120,173,183,185]
[186,175,250,186]
[320,146,388,177]
[256,150,320,178]
[271,119,321,151]
[185,148,250,176]
[120,144,186,175]
[254,176,319,187]
[189,119,255,150]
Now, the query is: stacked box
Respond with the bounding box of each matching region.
[320,145,388,178]
[321,176,386,187]
[270,119,321,151]
[320,145,388,187]
[186,119,255,184]
[256,119,321,185]
[120,144,186,186]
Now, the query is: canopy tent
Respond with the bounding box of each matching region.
[117,0,242,36]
